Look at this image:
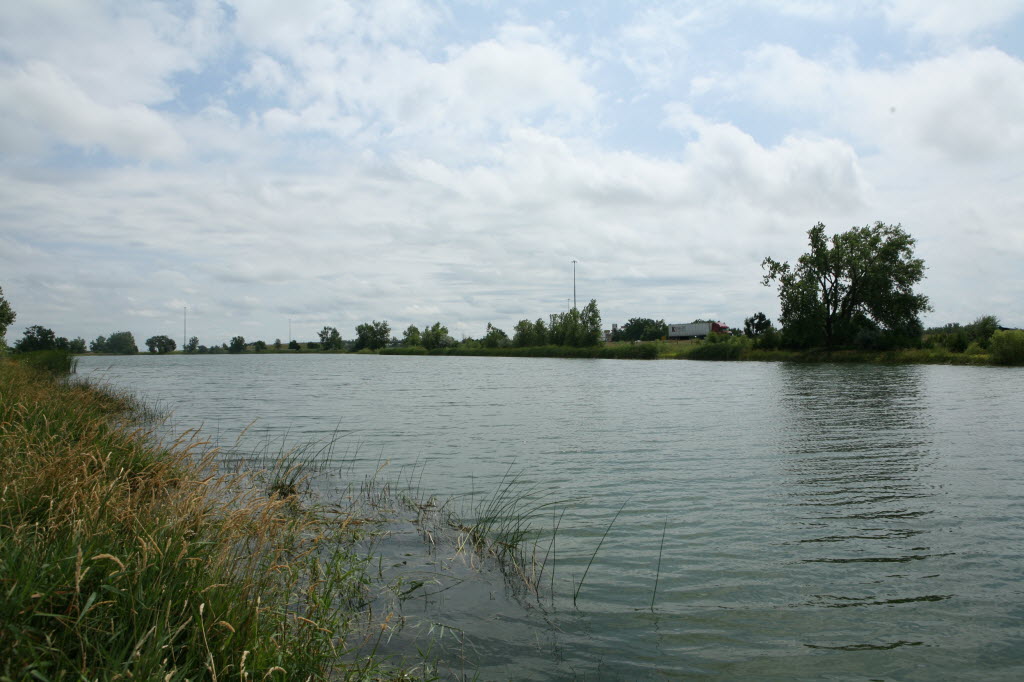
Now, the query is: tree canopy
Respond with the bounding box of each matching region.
[318,326,344,351]
[353,320,391,351]
[762,222,930,349]
[614,317,667,342]
[145,335,177,354]
[14,325,57,352]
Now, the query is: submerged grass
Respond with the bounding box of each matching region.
[0,358,429,680]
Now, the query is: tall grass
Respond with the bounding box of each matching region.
[12,348,78,374]
[0,359,418,680]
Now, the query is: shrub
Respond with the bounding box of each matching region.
[989,330,1024,365]
[964,341,986,356]
[14,349,77,375]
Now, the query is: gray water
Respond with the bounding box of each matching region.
[77,354,1024,679]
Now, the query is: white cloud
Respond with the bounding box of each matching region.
[0,61,185,160]
[882,0,1024,39]
[708,44,1024,163]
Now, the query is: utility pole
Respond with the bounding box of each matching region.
[288,319,292,343]
[572,259,578,309]
[183,306,187,350]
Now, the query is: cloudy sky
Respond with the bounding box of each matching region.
[2,1,1022,346]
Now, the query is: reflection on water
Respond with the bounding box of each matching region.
[77,355,1024,680]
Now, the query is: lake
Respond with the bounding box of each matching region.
[77,354,1024,680]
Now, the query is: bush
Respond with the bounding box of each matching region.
[989,330,1024,365]
[964,341,986,356]
[14,349,77,375]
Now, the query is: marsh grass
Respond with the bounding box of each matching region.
[0,359,430,680]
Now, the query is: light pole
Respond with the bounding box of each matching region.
[183,306,187,350]
[572,259,578,309]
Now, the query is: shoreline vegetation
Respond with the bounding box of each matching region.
[0,356,575,679]
[71,334,1024,366]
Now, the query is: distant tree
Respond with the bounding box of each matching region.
[15,325,58,352]
[306,341,320,350]
[105,331,139,355]
[353,320,392,351]
[481,323,510,348]
[288,339,300,351]
[68,337,87,354]
[421,322,454,350]
[145,335,177,354]
[184,336,199,353]
[273,338,282,350]
[512,319,539,347]
[228,336,246,353]
[579,299,603,346]
[402,324,422,347]
[965,315,1000,349]
[0,286,15,348]
[253,339,267,352]
[197,345,209,354]
[762,222,930,348]
[318,326,343,351]
[743,313,773,338]
[90,336,107,353]
[615,317,667,342]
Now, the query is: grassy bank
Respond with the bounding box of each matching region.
[655,337,1023,365]
[0,358,425,680]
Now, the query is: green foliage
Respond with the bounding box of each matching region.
[548,299,602,347]
[481,322,510,348]
[144,335,177,354]
[0,285,14,348]
[966,315,999,349]
[353,320,391,351]
[228,335,246,353]
[252,339,267,352]
[184,336,199,353]
[685,334,752,360]
[614,317,668,342]
[273,338,282,350]
[15,325,57,352]
[402,324,421,346]
[68,337,87,354]
[92,331,139,355]
[317,325,344,351]
[13,349,78,375]
[763,222,930,349]
[743,312,772,337]
[989,329,1024,365]
[288,339,300,351]
[421,322,454,350]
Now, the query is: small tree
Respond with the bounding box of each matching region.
[615,317,667,342]
[0,285,15,349]
[90,335,107,353]
[253,340,267,352]
[743,313,772,337]
[145,335,177,354]
[402,324,422,347]
[274,338,282,350]
[68,337,87,354]
[228,336,246,353]
[318,326,343,351]
[512,319,538,347]
[288,339,300,351]
[184,336,199,353]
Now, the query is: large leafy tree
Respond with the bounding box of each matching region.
[762,222,930,348]
[105,331,139,354]
[402,324,421,347]
[614,317,667,342]
[145,335,177,354]
[228,336,247,353]
[421,322,454,350]
[353,320,391,351]
[15,325,58,352]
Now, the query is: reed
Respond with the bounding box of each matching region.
[0,359,419,680]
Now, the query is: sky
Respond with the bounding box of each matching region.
[1,0,1022,346]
